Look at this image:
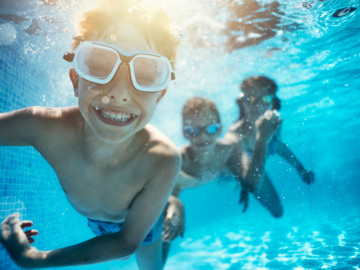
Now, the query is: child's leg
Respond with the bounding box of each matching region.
[135,237,163,270]
[254,174,284,218]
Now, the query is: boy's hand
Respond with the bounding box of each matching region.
[256,110,282,142]
[239,187,250,213]
[300,169,315,185]
[1,213,39,268]
[162,198,185,242]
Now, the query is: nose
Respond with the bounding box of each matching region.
[105,64,132,103]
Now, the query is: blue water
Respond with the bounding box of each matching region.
[0,0,360,269]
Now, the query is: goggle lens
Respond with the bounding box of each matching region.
[77,45,118,81]
[262,95,273,104]
[133,56,169,88]
[206,124,221,134]
[183,126,201,137]
[183,124,221,137]
[245,94,273,104]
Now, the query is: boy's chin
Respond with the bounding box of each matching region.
[92,129,136,144]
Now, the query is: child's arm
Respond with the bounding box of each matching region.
[1,153,182,268]
[0,107,65,148]
[228,110,282,211]
[162,195,185,242]
[0,107,41,146]
[276,141,315,184]
[162,171,193,242]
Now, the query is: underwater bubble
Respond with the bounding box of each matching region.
[0,23,17,46]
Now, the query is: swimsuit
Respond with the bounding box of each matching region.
[88,214,163,245]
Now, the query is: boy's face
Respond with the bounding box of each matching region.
[74,24,166,143]
[183,110,221,149]
[242,86,274,122]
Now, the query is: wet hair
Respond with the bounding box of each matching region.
[241,75,277,95]
[182,97,221,123]
[71,0,179,65]
[237,75,281,120]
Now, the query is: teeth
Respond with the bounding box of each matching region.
[96,107,135,122]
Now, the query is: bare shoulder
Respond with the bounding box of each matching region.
[225,120,246,144]
[141,124,182,167]
[215,138,239,159]
[228,119,245,133]
[16,106,80,123]
[28,107,82,137]
[0,106,82,146]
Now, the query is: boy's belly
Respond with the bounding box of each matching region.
[62,187,133,223]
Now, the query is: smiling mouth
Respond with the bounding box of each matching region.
[94,106,137,126]
[194,142,212,147]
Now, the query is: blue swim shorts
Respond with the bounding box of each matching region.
[87,214,163,246]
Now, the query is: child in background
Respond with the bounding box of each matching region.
[0,1,181,269]
[162,96,281,262]
[227,75,315,216]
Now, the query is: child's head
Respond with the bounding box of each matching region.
[66,0,180,144]
[237,75,281,121]
[182,97,222,148]
[72,0,178,62]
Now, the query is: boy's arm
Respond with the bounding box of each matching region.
[1,152,182,268]
[0,107,64,147]
[162,195,185,242]
[162,170,194,242]
[0,107,41,146]
[276,141,314,184]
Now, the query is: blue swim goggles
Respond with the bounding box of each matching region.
[183,123,221,137]
[63,41,175,92]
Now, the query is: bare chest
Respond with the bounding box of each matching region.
[50,155,148,221]
[183,149,232,180]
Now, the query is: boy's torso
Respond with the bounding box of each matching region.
[179,139,235,188]
[32,106,173,222]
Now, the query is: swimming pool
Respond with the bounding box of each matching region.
[0,0,359,269]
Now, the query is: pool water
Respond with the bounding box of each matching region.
[0,0,359,269]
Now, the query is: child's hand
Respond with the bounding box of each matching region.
[300,169,315,185]
[1,213,39,268]
[162,214,185,242]
[239,187,250,212]
[256,110,282,141]
[162,198,185,242]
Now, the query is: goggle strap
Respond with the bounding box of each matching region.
[63,52,75,62]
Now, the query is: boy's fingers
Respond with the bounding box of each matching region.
[1,218,11,232]
[1,213,21,241]
[28,237,35,244]
[8,213,20,225]
[20,221,33,229]
[24,229,38,238]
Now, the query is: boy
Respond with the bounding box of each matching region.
[162,97,281,261]
[0,1,181,269]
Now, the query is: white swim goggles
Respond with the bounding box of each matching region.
[63,41,175,92]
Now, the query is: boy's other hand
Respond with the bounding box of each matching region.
[1,213,40,268]
[162,214,185,242]
[162,198,185,242]
[300,169,315,185]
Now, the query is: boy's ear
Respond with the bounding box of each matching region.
[69,68,79,97]
[156,89,167,103]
